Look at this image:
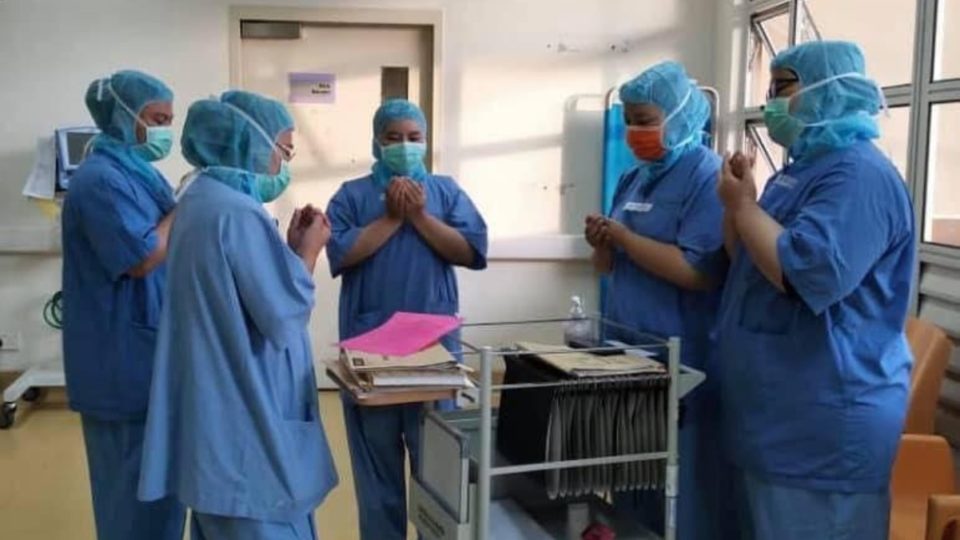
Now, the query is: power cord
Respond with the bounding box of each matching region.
[43,291,63,330]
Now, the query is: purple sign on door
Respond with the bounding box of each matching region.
[289,73,336,104]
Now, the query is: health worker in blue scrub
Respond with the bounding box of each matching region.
[584,61,736,540]
[138,91,338,540]
[325,99,488,540]
[61,70,185,540]
[716,40,916,540]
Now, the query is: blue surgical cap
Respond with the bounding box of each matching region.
[771,40,882,160]
[85,70,173,144]
[181,90,293,175]
[372,99,427,159]
[619,61,710,153]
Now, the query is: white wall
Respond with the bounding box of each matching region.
[0,0,718,370]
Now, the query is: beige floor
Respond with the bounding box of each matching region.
[0,376,413,540]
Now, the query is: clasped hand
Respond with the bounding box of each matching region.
[386,177,427,221]
[584,214,627,248]
[718,151,758,213]
[287,204,331,257]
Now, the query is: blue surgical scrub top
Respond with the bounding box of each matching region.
[325,174,488,349]
[605,145,724,369]
[716,141,916,493]
[61,150,171,420]
[138,175,338,521]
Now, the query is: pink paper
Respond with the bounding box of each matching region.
[340,312,461,357]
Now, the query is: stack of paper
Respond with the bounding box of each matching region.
[516,342,665,378]
[340,344,474,389]
[340,312,462,357]
[338,312,472,389]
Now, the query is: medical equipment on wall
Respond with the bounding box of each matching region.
[55,126,99,191]
[2,128,93,428]
[408,316,705,540]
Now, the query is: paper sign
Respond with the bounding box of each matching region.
[22,136,56,200]
[289,72,336,104]
[340,312,461,357]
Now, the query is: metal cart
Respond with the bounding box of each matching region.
[410,317,705,540]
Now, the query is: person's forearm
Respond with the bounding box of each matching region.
[128,211,174,278]
[592,246,613,274]
[614,231,711,290]
[297,249,320,274]
[733,200,785,291]
[409,212,475,266]
[723,212,739,260]
[339,216,404,269]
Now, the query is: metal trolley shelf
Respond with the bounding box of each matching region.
[410,317,705,540]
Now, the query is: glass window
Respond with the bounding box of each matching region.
[744,122,785,192]
[748,9,790,107]
[875,106,911,179]
[935,0,960,80]
[797,0,917,87]
[925,102,960,247]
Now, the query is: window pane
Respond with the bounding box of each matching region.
[748,10,790,107]
[875,106,911,179]
[935,0,960,80]
[925,103,960,247]
[798,0,916,87]
[744,123,785,193]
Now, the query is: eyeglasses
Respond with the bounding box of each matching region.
[767,77,800,100]
[276,143,297,162]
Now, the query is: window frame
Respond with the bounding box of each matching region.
[735,0,960,319]
[933,0,960,83]
[747,4,792,110]
[910,0,960,258]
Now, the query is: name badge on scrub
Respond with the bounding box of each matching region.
[623,201,654,213]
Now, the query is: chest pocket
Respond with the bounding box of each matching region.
[620,199,683,243]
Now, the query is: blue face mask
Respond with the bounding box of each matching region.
[132,125,174,162]
[380,142,426,175]
[763,98,806,149]
[764,71,882,149]
[257,161,291,203]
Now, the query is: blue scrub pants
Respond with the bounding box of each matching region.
[80,416,185,540]
[740,471,890,540]
[341,394,423,540]
[191,512,317,540]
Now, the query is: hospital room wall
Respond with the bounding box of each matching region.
[0,0,719,370]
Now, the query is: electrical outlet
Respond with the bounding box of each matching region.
[0,332,22,351]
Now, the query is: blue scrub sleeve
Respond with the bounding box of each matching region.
[78,168,159,280]
[777,170,897,315]
[676,173,724,276]
[444,188,488,270]
[225,208,315,347]
[325,186,363,278]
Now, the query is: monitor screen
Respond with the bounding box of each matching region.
[65,131,97,167]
